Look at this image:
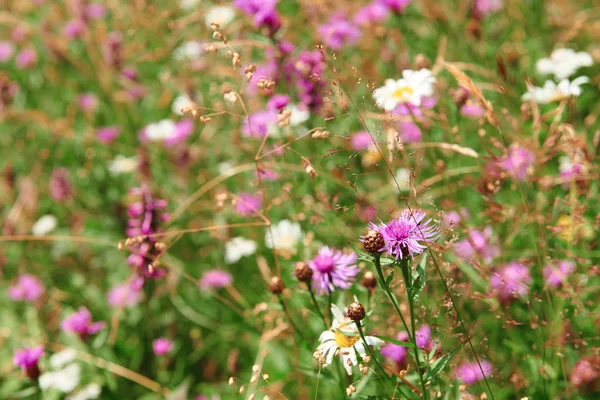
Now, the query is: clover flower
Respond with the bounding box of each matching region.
[308,246,359,295]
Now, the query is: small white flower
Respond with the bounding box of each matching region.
[67,383,101,400]
[522,77,589,104]
[393,168,412,193]
[172,94,194,116]
[205,6,236,28]
[32,215,58,236]
[536,48,593,80]
[314,304,384,375]
[373,68,436,112]
[289,105,310,126]
[145,119,176,141]
[225,237,258,264]
[179,0,201,11]
[50,348,77,369]
[40,363,81,393]
[173,41,205,61]
[108,155,139,175]
[265,220,304,251]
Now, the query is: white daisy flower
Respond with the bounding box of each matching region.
[536,48,593,80]
[225,236,258,264]
[314,304,384,375]
[373,68,436,111]
[39,363,81,393]
[265,220,304,251]
[173,41,205,61]
[108,155,139,176]
[205,6,236,28]
[522,77,589,104]
[67,383,101,400]
[171,94,194,116]
[50,348,77,369]
[32,215,58,236]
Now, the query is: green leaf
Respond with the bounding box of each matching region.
[385,270,394,289]
[374,335,416,349]
[410,253,428,300]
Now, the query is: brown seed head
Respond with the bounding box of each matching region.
[347,301,366,322]
[268,276,284,295]
[294,262,313,283]
[363,230,384,254]
[361,271,377,291]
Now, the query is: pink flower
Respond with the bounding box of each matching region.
[64,19,87,39]
[199,270,232,289]
[8,274,44,302]
[86,3,107,19]
[164,119,194,146]
[49,168,73,202]
[107,279,143,308]
[351,131,374,151]
[354,3,389,26]
[441,211,461,229]
[381,331,409,366]
[377,0,411,13]
[235,192,261,216]
[13,346,44,380]
[78,93,98,112]
[473,0,504,18]
[11,26,28,43]
[570,358,599,389]
[242,110,277,138]
[460,103,485,119]
[454,227,499,263]
[61,307,105,339]
[267,94,290,111]
[398,121,422,143]
[455,360,492,384]
[97,126,121,143]
[308,246,359,295]
[152,338,173,355]
[256,168,278,181]
[0,41,15,62]
[497,146,535,181]
[15,48,37,69]
[543,260,575,288]
[318,14,361,50]
[490,262,531,301]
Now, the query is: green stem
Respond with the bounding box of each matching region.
[306,283,327,327]
[356,321,393,392]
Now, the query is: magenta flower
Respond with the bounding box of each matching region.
[267,94,290,111]
[318,14,361,50]
[454,227,499,263]
[86,3,107,19]
[103,31,123,69]
[366,209,438,260]
[0,41,14,62]
[460,103,485,119]
[473,0,504,18]
[234,0,281,34]
[455,360,492,384]
[8,274,44,302]
[398,121,422,143]
[377,0,411,13]
[64,19,86,39]
[415,325,433,351]
[354,2,389,26]
[97,126,121,144]
[497,146,535,181]
[308,247,359,295]
[543,260,575,288]
[78,93,98,112]
[49,168,73,202]
[11,26,28,43]
[242,110,277,138]
[122,66,138,80]
[256,168,279,181]
[441,211,461,229]
[199,270,233,289]
[293,50,326,111]
[351,131,374,151]
[164,119,194,146]
[13,346,44,380]
[15,48,37,69]
[490,262,531,301]
[235,192,261,216]
[107,279,143,308]
[152,338,173,355]
[381,331,409,366]
[570,358,599,389]
[61,307,106,339]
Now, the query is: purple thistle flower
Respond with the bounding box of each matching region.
[13,346,44,380]
[235,192,261,216]
[267,94,290,111]
[415,325,433,351]
[398,121,422,143]
[318,14,362,50]
[107,278,143,308]
[543,260,575,288]
[351,131,375,151]
[354,3,389,26]
[242,110,277,138]
[97,126,121,144]
[366,209,438,260]
[490,262,531,301]
[152,338,173,355]
[61,307,105,340]
[377,0,412,13]
[8,274,44,302]
[199,270,233,289]
[78,93,98,112]
[455,360,492,384]
[49,168,73,202]
[64,19,87,39]
[497,146,535,181]
[473,0,504,18]
[454,227,499,263]
[460,102,485,119]
[234,0,280,34]
[381,331,409,366]
[308,247,359,295]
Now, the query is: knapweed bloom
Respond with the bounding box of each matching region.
[543,260,575,288]
[354,3,389,26]
[318,14,361,50]
[15,48,37,69]
[397,121,422,143]
[570,357,600,390]
[351,131,375,151]
[152,338,173,355]
[97,126,120,144]
[381,331,409,367]
[234,0,281,34]
[235,192,261,216]
[14,346,44,380]
[224,236,257,264]
[308,247,359,295]
[293,50,326,111]
[242,110,278,138]
[107,279,142,308]
[314,304,384,375]
[522,77,589,104]
[455,360,492,384]
[377,0,411,13]
[490,262,531,301]
[366,209,438,260]
[61,307,106,339]
[266,94,290,111]
[8,274,44,302]
[497,145,535,180]
[199,270,233,289]
[472,0,504,18]
[454,227,499,263]
[78,93,98,112]
[536,48,593,80]
[373,69,436,111]
[265,220,304,252]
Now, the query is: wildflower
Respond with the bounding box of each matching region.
[50,348,77,369]
[381,331,409,367]
[398,121,422,143]
[32,214,58,236]
[441,211,461,229]
[172,94,194,116]
[522,77,589,104]
[460,102,485,119]
[86,4,106,19]
[246,61,278,96]
[308,246,359,295]
[61,307,105,339]
[142,119,194,145]
[373,69,436,111]
[314,304,384,375]
[536,48,593,80]
[234,0,281,34]
[64,19,86,39]
[454,227,499,263]
[265,220,304,251]
[173,41,206,61]
[108,155,138,175]
[49,168,71,201]
[96,126,121,144]
[268,276,284,295]
[367,209,438,260]
[40,363,81,393]
[559,155,587,187]
[8,274,44,302]
[288,104,311,126]
[354,3,389,26]
[256,168,279,181]
[199,270,233,289]
[0,41,14,62]
[351,131,374,151]
[235,192,261,216]
[318,14,361,50]
[472,0,504,18]
[67,383,102,400]
[242,110,278,138]
[543,260,575,288]
[497,145,535,180]
[455,361,493,384]
[107,279,142,308]
[205,6,236,28]
[225,237,257,264]
[266,94,290,111]
[294,261,313,282]
[78,93,97,112]
[102,31,122,69]
[347,302,366,322]
[570,357,600,391]
[13,346,44,380]
[490,262,531,301]
[15,48,37,69]
[152,338,174,355]
[377,0,411,13]
[293,50,326,111]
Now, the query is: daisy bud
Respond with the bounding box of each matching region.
[347,301,366,322]
[361,271,377,291]
[268,277,284,295]
[362,230,384,254]
[294,261,313,283]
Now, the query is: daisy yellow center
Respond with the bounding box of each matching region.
[334,323,360,347]
[392,86,414,100]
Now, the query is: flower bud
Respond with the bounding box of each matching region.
[347,301,366,322]
[268,276,284,295]
[294,262,313,283]
[362,230,384,254]
[361,271,377,291]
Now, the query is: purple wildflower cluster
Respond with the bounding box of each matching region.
[543,260,575,288]
[308,246,359,295]
[13,346,44,380]
[455,360,493,384]
[490,262,531,302]
[234,0,281,36]
[318,14,362,50]
[292,50,327,112]
[61,307,105,340]
[8,274,44,302]
[454,227,499,263]
[381,325,434,369]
